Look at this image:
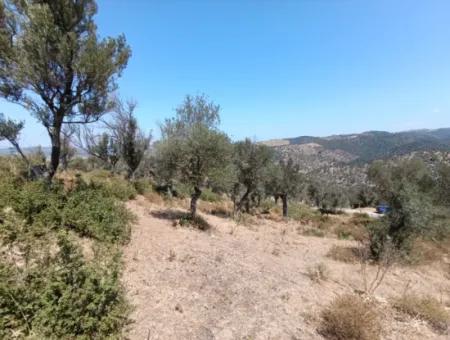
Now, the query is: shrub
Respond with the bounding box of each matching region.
[306,262,329,282]
[327,245,361,263]
[334,223,368,242]
[0,235,128,339]
[132,178,153,195]
[288,203,321,222]
[392,294,449,333]
[200,188,222,202]
[320,294,381,340]
[63,187,132,242]
[95,177,137,201]
[301,228,325,238]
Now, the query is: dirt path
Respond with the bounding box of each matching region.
[122,196,449,339]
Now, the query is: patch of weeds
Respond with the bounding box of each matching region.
[200,188,222,202]
[392,294,449,333]
[327,245,361,263]
[301,228,325,238]
[320,294,381,340]
[288,203,321,222]
[334,223,367,242]
[132,178,153,195]
[405,238,448,265]
[306,262,329,283]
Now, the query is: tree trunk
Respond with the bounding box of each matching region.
[10,140,30,167]
[236,188,251,213]
[190,186,202,218]
[282,194,288,217]
[48,125,62,180]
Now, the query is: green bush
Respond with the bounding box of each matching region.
[63,186,132,243]
[200,188,222,202]
[0,235,128,339]
[288,203,321,221]
[132,178,153,195]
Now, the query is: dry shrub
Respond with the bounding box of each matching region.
[301,228,325,238]
[306,262,329,282]
[327,245,361,263]
[198,200,232,217]
[392,294,449,333]
[334,223,367,242]
[143,191,164,205]
[320,294,381,340]
[406,238,448,265]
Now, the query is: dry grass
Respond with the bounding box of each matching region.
[406,238,449,265]
[306,262,329,283]
[198,200,232,217]
[392,294,450,333]
[301,228,325,238]
[319,294,381,340]
[327,245,361,263]
[143,191,165,205]
[334,223,367,242]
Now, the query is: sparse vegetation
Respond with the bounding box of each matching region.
[327,245,361,263]
[392,294,449,333]
[320,294,381,340]
[306,262,329,282]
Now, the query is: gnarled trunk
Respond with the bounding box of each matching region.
[236,187,251,214]
[282,194,288,217]
[190,186,202,218]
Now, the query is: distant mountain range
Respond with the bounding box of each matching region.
[0,146,52,156]
[262,128,450,187]
[264,128,450,163]
[0,146,88,157]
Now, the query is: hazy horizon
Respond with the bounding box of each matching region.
[1,0,450,147]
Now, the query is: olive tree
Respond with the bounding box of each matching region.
[156,94,232,217]
[265,158,301,217]
[0,0,130,180]
[368,158,434,257]
[233,139,273,213]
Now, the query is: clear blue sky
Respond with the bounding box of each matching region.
[1,0,450,147]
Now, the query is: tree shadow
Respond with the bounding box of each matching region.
[150,209,189,222]
[150,209,212,231]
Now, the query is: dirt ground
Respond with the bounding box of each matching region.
[122,196,449,340]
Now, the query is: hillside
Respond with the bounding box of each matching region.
[263,128,450,187]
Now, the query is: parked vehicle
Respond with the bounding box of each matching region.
[376,204,390,214]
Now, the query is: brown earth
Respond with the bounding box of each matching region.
[122,196,449,340]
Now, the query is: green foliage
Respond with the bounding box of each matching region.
[0,0,131,178]
[233,139,273,212]
[436,163,450,207]
[63,186,132,242]
[0,175,132,243]
[200,188,222,202]
[287,203,321,222]
[114,100,151,179]
[308,181,346,214]
[368,158,434,258]
[0,234,128,339]
[156,94,232,216]
[132,178,153,195]
[0,166,131,338]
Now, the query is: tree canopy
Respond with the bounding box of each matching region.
[0,0,130,179]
